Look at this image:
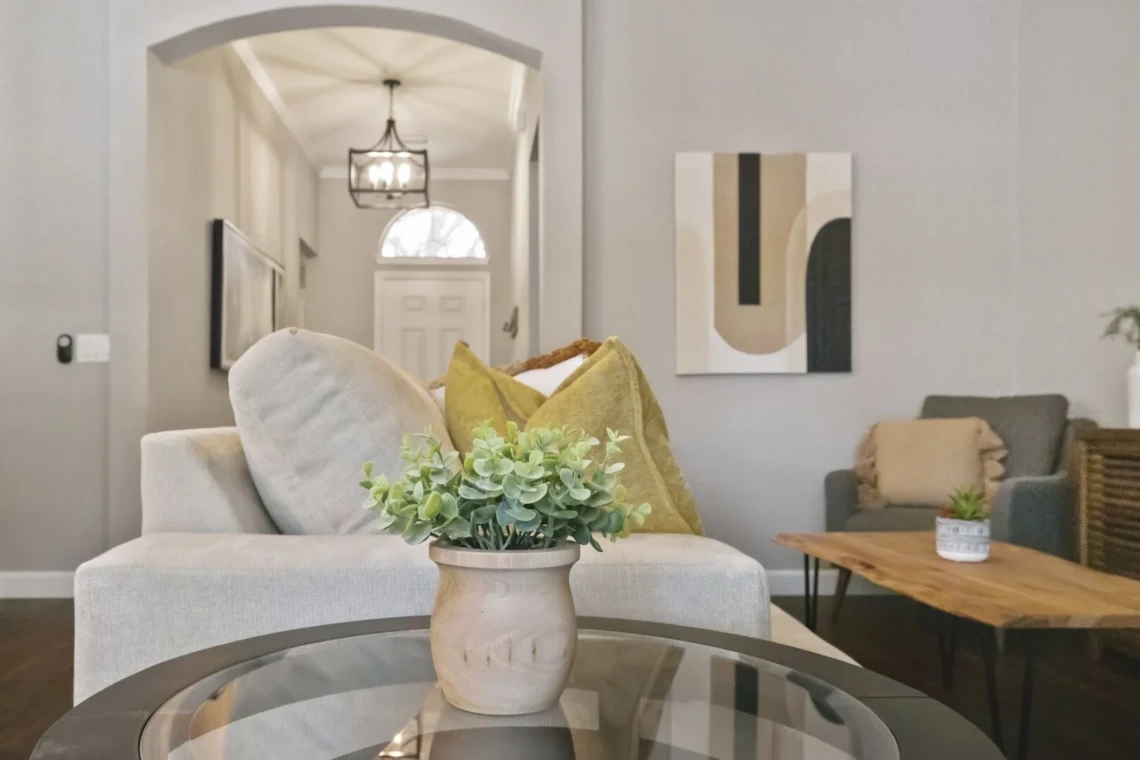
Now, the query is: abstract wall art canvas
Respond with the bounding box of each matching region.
[210,219,283,371]
[675,152,852,374]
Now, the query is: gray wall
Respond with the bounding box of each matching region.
[5,0,1140,574]
[312,177,514,367]
[0,0,110,571]
[584,0,1024,567]
[1015,0,1140,421]
[147,45,319,434]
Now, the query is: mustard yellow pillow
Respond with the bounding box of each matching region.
[444,342,545,455]
[442,338,703,535]
[528,338,703,535]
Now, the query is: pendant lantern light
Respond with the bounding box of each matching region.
[347,79,429,209]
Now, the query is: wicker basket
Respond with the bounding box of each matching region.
[1078,429,1140,659]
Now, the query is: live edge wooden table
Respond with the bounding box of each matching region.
[774,531,1140,760]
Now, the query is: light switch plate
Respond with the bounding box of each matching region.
[75,333,111,363]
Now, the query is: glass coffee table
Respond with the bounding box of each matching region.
[34,617,1000,759]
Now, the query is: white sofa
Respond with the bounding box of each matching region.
[73,427,852,702]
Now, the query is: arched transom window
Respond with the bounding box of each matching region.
[378,206,486,261]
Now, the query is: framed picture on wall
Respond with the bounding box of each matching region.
[210,219,283,371]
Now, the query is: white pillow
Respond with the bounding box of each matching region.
[514,355,587,396]
[229,329,454,535]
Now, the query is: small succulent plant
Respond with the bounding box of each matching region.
[1102,306,1140,348]
[942,486,987,522]
[359,422,651,551]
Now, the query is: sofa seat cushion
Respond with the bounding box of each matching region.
[770,605,856,664]
[73,533,771,700]
[229,329,453,535]
[921,394,1069,477]
[844,505,942,532]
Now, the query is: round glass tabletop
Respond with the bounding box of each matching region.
[140,627,899,760]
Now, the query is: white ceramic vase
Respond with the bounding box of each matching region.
[1129,351,1140,428]
[935,516,991,562]
[428,541,580,715]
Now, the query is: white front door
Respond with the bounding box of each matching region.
[374,268,491,380]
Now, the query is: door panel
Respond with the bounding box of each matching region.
[375,271,490,380]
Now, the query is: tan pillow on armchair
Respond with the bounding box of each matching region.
[855,418,1007,509]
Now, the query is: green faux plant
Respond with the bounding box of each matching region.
[359,422,652,551]
[1102,306,1140,348]
[941,486,987,522]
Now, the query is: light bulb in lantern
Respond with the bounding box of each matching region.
[367,163,382,187]
[379,160,395,187]
[397,161,412,187]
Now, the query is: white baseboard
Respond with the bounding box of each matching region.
[766,568,891,597]
[0,571,74,599]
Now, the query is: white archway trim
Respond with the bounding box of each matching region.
[151,5,542,69]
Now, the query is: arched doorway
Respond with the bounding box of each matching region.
[106,0,583,545]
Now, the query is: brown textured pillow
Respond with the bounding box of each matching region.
[855,418,1007,509]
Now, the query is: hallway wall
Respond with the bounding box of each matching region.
[146,45,319,434]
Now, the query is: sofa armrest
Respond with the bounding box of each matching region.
[141,428,278,535]
[825,469,860,531]
[989,473,1075,559]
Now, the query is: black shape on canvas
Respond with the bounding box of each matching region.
[806,218,852,372]
[737,153,761,305]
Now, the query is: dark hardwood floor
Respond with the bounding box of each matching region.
[773,595,1140,760]
[1,597,1139,759]
[0,601,72,760]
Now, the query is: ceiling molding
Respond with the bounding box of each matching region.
[229,40,319,169]
[320,165,509,181]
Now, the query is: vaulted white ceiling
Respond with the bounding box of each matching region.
[242,27,519,172]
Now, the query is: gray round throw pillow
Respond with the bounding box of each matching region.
[229,328,454,535]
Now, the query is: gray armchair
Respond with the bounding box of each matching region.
[826,395,1095,618]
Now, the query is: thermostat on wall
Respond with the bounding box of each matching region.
[75,334,111,363]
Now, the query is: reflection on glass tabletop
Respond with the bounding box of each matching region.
[140,628,898,760]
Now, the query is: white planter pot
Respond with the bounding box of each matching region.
[1129,352,1140,428]
[429,540,580,715]
[935,517,991,562]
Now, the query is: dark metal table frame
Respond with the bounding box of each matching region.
[33,614,1002,760]
[800,556,1041,760]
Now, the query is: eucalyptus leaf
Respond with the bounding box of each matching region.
[471,504,498,523]
[402,521,432,545]
[517,483,549,505]
[439,493,459,520]
[496,501,516,527]
[458,485,486,501]
[506,504,538,522]
[444,517,472,539]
